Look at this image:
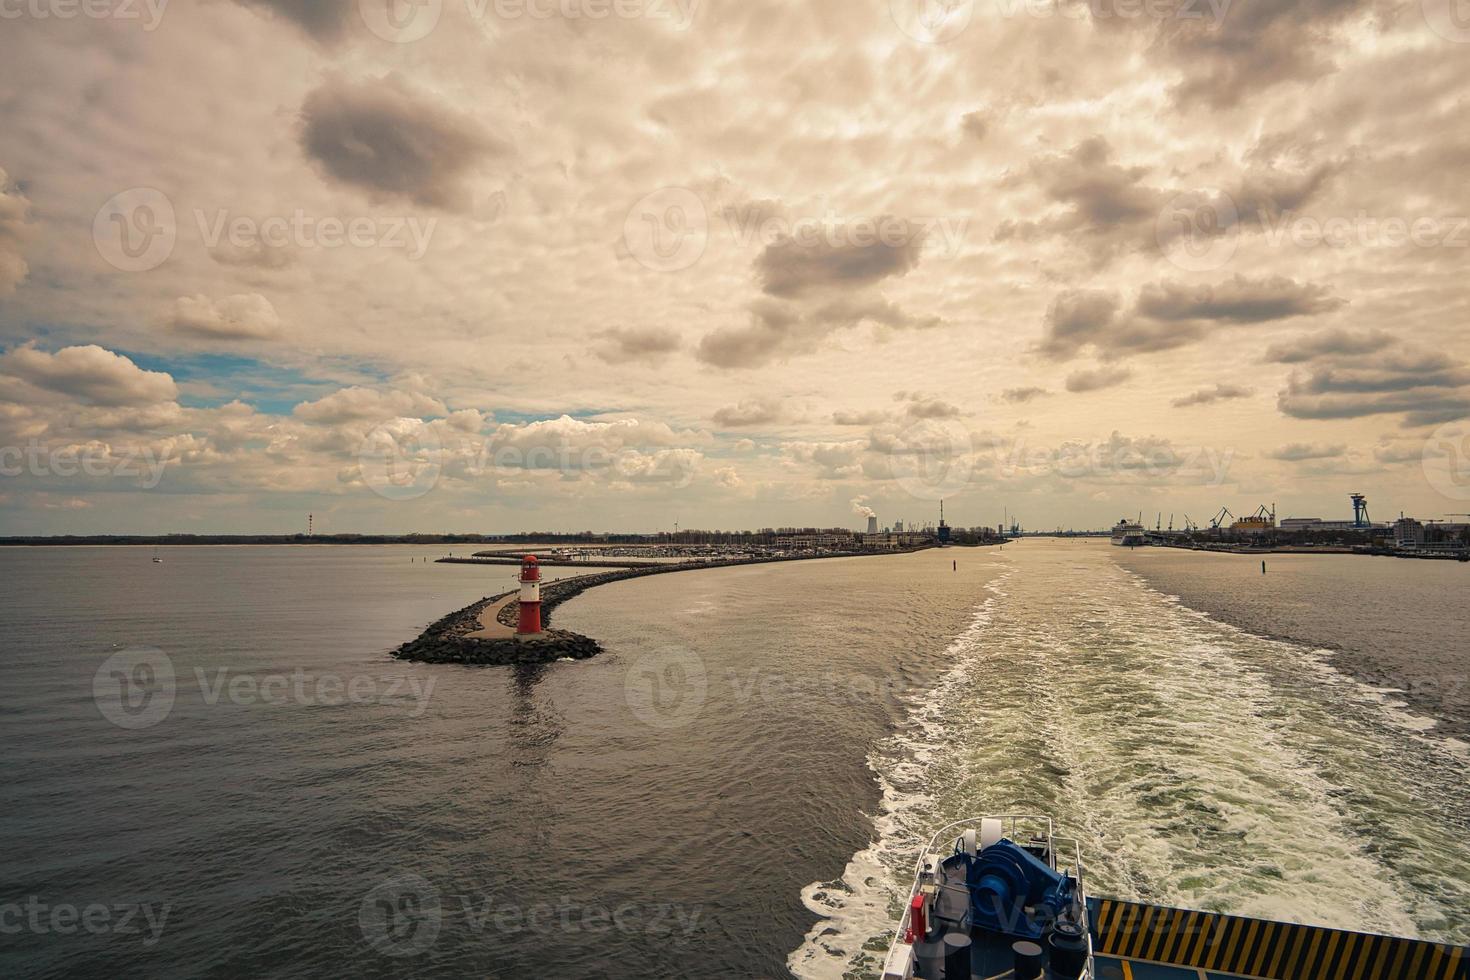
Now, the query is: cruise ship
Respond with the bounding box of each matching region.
[881,815,1469,980]
[1110,518,1147,547]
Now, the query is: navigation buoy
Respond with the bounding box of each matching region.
[517,555,543,636]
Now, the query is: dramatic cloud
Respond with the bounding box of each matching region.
[1264,329,1395,364]
[961,110,991,141]
[1147,0,1375,108]
[997,138,1160,266]
[1267,442,1349,462]
[1136,276,1342,325]
[1001,387,1051,404]
[293,387,448,425]
[171,294,284,341]
[1277,354,1470,428]
[899,394,963,419]
[0,0,1465,531]
[233,0,356,44]
[1172,384,1254,408]
[299,74,502,210]
[0,169,32,295]
[696,296,939,370]
[713,398,785,428]
[0,345,177,407]
[755,217,926,298]
[592,326,681,365]
[1066,365,1133,393]
[833,409,890,425]
[1001,137,1339,268]
[1037,290,1122,360]
[1039,277,1340,361]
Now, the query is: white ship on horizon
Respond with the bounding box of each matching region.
[1110,518,1146,547]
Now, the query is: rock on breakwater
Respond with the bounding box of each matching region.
[397,550,923,667]
[391,589,602,666]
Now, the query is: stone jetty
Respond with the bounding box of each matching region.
[392,550,893,667]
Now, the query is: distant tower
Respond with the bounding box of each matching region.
[517,556,543,636]
[1351,493,1370,528]
[867,515,879,535]
[938,500,952,545]
[308,514,313,537]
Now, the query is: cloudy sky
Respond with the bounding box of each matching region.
[1,0,1468,535]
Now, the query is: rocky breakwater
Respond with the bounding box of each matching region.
[396,550,893,667]
[391,590,601,666]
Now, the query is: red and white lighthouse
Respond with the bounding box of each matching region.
[516,555,542,636]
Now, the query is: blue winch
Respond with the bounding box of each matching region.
[960,838,1077,941]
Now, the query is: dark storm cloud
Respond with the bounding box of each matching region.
[592,326,681,365]
[1036,289,1122,359]
[712,398,785,428]
[1000,139,1339,268]
[996,137,1160,265]
[1278,359,1470,427]
[696,295,939,370]
[961,110,991,141]
[1065,365,1133,393]
[1001,387,1051,404]
[1264,328,1395,364]
[755,217,926,298]
[1153,0,1373,108]
[234,0,356,44]
[1172,384,1254,408]
[1267,442,1348,461]
[1136,276,1342,324]
[1039,276,1340,361]
[1287,356,1470,395]
[299,75,504,211]
[899,394,963,420]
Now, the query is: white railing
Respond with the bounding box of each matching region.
[886,814,1095,980]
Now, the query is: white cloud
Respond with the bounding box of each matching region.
[171,294,284,340]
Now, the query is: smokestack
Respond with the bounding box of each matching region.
[867,516,879,534]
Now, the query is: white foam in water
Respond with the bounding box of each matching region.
[789,569,1013,979]
[790,547,1470,977]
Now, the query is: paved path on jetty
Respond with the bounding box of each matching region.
[468,592,521,639]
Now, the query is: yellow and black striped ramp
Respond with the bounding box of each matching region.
[1087,897,1468,980]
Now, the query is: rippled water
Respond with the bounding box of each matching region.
[792,541,1470,978]
[1,545,996,978]
[4,542,1467,979]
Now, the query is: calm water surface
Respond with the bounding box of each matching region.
[2,542,1467,979]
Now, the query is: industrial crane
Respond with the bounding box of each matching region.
[1210,507,1235,529]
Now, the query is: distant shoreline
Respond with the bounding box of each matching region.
[0,535,511,547]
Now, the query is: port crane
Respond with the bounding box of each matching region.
[1210,507,1235,529]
